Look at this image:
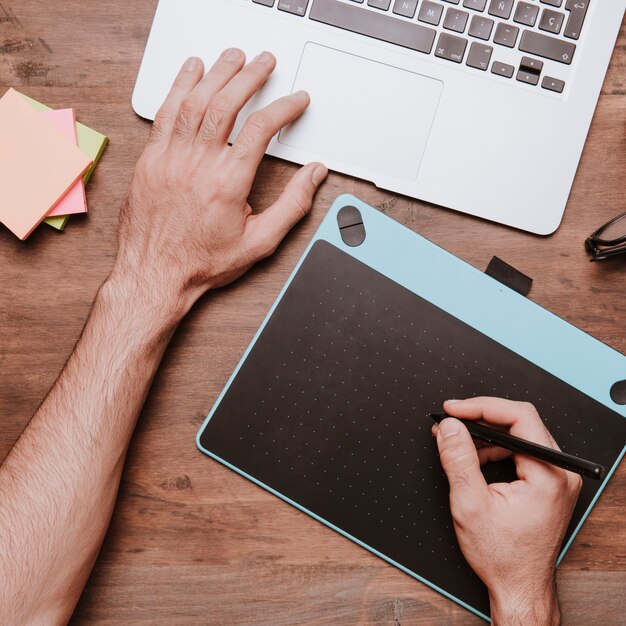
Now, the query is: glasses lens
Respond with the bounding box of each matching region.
[598,213,626,241]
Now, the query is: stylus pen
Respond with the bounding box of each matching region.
[430,413,606,480]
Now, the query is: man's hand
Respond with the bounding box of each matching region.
[432,398,582,625]
[0,50,326,625]
[112,49,327,314]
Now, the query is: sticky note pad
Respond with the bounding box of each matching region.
[0,88,92,239]
[18,92,109,231]
[41,109,88,217]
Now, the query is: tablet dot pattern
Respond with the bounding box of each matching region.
[200,240,626,617]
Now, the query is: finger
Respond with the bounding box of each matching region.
[435,418,490,519]
[433,421,510,463]
[199,51,277,146]
[443,397,561,481]
[169,48,246,144]
[443,398,558,449]
[149,57,204,145]
[228,90,310,182]
[244,162,327,259]
[477,446,513,465]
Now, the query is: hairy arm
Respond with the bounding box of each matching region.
[0,49,327,625]
[0,276,185,624]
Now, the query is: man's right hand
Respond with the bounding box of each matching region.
[112,50,327,318]
[432,397,582,625]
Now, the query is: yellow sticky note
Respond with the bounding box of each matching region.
[0,88,92,240]
[19,92,109,230]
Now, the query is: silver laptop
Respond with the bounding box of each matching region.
[132,0,624,234]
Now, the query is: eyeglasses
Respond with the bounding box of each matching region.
[585,212,626,261]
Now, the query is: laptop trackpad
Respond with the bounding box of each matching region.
[279,43,443,182]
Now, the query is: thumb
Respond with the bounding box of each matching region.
[436,418,489,515]
[245,162,328,259]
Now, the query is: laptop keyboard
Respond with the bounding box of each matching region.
[251,0,590,94]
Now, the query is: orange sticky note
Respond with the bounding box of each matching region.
[0,88,92,239]
[40,109,88,217]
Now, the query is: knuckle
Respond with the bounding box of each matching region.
[149,120,167,143]
[173,98,203,137]
[173,111,194,137]
[253,237,277,261]
[149,110,173,142]
[291,189,311,220]
[451,495,482,522]
[232,137,252,161]
[198,114,220,143]
[246,111,273,136]
[440,447,475,478]
[546,469,569,495]
[570,473,583,494]
[179,95,203,115]
[518,401,539,416]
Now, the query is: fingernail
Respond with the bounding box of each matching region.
[446,399,461,404]
[439,418,459,439]
[222,48,242,62]
[292,89,309,99]
[311,164,328,186]
[253,51,272,63]
[184,57,199,72]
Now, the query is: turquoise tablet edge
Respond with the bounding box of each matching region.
[197,193,626,622]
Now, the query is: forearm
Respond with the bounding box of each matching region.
[0,272,188,625]
[490,577,560,626]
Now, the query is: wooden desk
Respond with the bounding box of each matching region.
[1,3,624,623]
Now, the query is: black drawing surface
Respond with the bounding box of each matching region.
[199,240,626,617]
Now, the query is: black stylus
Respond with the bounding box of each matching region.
[430,413,606,480]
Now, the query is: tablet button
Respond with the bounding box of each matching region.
[337,205,366,246]
[610,380,626,405]
[337,205,363,229]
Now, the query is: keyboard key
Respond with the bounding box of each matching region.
[309,0,437,53]
[442,0,461,4]
[278,0,309,15]
[519,55,544,73]
[491,61,514,77]
[519,30,575,64]
[564,0,589,40]
[444,8,469,32]
[539,8,564,34]
[517,69,539,85]
[541,0,562,5]
[514,2,539,26]
[488,0,513,19]
[435,32,468,62]
[468,15,494,39]
[466,42,493,70]
[463,0,487,11]
[368,0,391,10]
[493,23,519,47]
[253,0,275,5]
[393,0,418,17]
[541,76,565,92]
[418,0,444,25]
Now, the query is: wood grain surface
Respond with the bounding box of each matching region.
[1,2,625,624]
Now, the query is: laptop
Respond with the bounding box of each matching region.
[132,0,625,234]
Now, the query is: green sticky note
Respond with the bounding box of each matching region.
[43,215,70,230]
[19,93,108,230]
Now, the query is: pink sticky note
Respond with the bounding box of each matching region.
[0,88,92,239]
[41,109,87,217]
